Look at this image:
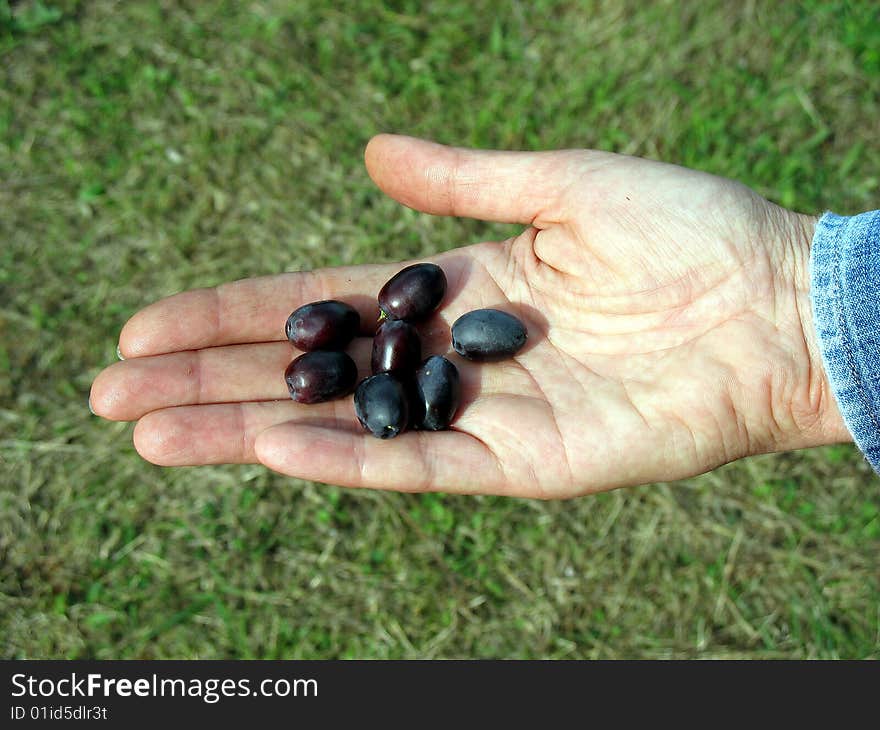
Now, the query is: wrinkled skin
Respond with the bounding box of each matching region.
[89,134,849,498]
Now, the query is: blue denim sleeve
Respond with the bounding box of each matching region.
[809,210,880,473]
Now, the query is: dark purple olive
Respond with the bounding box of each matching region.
[284,350,358,404]
[285,300,360,351]
[451,309,528,361]
[354,374,410,439]
[377,263,446,322]
[371,320,421,374]
[413,356,461,430]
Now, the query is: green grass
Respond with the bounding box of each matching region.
[2,0,879,658]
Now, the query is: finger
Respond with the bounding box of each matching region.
[95,320,528,422]
[255,423,510,495]
[118,265,393,358]
[93,344,534,430]
[364,133,572,224]
[90,339,372,421]
[132,400,358,466]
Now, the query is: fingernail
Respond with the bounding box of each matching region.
[88,396,96,415]
[116,344,125,361]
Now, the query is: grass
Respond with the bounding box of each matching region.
[1,0,879,659]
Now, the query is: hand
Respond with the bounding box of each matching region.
[89,134,850,498]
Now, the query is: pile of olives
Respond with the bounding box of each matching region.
[284,263,527,439]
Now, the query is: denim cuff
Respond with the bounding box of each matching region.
[809,209,880,473]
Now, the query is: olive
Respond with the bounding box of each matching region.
[412,355,461,430]
[354,373,410,439]
[451,308,528,361]
[371,319,421,374]
[285,300,360,351]
[377,263,446,322]
[284,350,358,404]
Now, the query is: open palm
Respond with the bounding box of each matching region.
[90,134,846,497]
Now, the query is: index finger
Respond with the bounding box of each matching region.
[118,263,396,358]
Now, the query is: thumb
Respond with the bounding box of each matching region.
[364,134,571,225]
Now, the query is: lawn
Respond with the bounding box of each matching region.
[1,0,879,658]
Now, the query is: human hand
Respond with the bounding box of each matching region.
[89,134,850,498]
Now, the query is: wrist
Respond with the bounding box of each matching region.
[774,209,851,452]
